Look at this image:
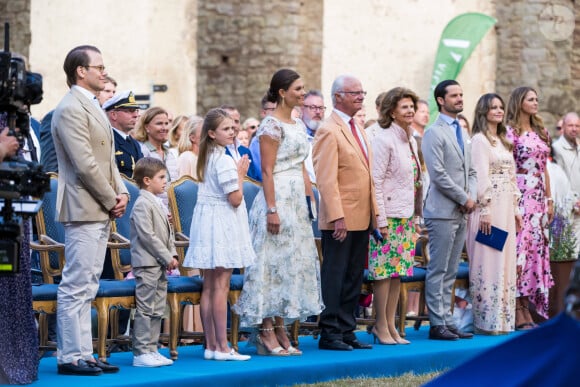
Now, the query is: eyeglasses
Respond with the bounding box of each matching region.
[84,65,106,73]
[304,105,327,112]
[338,91,367,97]
[263,107,276,112]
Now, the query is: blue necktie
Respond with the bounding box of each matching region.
[453,120,464,153]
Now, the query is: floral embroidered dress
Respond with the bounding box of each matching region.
[184,146,256,269]
[506,127,554,318]
[466,134,520,333]
[368,145,419,280]
[232,116,324,327]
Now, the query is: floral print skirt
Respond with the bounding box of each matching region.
[368,217,415,280]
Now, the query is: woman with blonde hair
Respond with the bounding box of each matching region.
[134,106,178,206]
[506,86,554,329]
[177,115,203,179]
[168,115,190,149]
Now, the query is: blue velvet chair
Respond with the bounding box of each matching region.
[167,175,198,266]
[452,252,470,312]
[398,233,430,336]
[107,175,139,280]
[166,276,204,359]
[30,173,64,284]
[31,283,59,353]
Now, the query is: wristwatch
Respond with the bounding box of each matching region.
[267,207,277,214]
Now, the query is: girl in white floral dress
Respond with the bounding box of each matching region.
[233,69,324,356]
[184,108,255,361]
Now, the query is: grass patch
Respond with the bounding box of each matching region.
[291,370,443,387]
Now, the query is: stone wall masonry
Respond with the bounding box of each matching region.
[0,0,31,58]
[197,0,322,121]
[496,0,577,133]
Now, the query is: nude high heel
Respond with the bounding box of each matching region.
[370,326,397,345]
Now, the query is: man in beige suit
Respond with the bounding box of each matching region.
[52,45,128,376]
[313,74,378,351]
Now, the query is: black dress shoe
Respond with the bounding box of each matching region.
[57,360,102,376]
[447,326,474,339]
[429,325,459,341]
[318,339,353,351]
[343,339,372,349]
[89,359,120,373]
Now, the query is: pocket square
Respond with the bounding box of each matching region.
[475,226,508,251]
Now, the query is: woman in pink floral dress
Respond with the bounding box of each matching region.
[506,86,554,329]
[368,87,423,345]
[466,93,522,335]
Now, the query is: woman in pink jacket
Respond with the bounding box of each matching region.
[366,87,423,345]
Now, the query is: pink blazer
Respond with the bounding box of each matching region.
[370,123,422,227]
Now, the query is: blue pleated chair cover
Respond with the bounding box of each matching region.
[38,175,65,280]
[169,177,199,257]
[114,177,140,268]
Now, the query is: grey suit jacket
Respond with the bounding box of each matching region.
[52,87,127,222]
[130,190,177,268]
[421,115,477,220]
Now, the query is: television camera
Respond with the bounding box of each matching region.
[0,22,49,275]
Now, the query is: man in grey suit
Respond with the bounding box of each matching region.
[421,80,476,340]
[52,45,128,375]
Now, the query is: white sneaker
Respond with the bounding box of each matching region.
[152,352,174,366]
[204,349,214,360]
[213,349,251,361]
[133,352,166,367]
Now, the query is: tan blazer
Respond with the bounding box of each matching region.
[52,87,127,222]
[130,190,177,268]
[312,111,378,231]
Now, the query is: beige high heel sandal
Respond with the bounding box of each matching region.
[274,325,302,356]
[256,328,289,356]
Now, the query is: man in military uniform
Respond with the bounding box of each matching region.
[103,91,143,177]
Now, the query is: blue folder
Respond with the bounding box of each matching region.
[475,226,508,251]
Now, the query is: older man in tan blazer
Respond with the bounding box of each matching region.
[313,74,378,351]
[52,45,128,376]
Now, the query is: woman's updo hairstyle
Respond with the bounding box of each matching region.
[266,68,301,104]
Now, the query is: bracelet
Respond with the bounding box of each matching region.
[546,197,553,203]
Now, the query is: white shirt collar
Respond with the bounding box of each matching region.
[112,127,129,140]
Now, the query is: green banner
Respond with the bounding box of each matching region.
[428,13,497,121]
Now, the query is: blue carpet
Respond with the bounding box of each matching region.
[426,314,580,387]
[27,326,516,386]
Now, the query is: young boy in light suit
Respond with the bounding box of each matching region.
[130,157,179,367]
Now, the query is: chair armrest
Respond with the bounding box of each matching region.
[31,234,65,283]
[108,232,131,249]
[414,234,430,267]
[175,232,190,248]
[30,235,65,253]
[175,232,190,242]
